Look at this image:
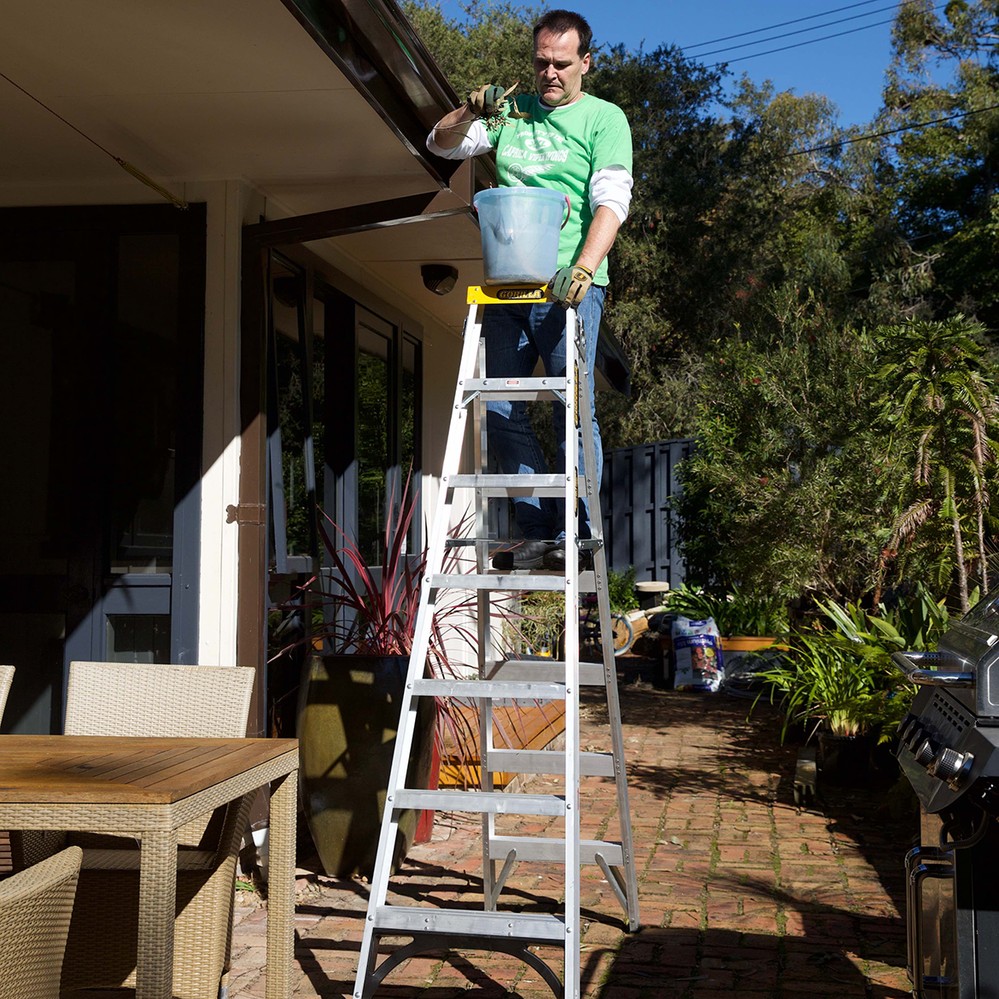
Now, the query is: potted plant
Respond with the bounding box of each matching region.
[753,629,911,783]
[296,486,477,877]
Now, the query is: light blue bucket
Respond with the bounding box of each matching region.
[473,187,570,285]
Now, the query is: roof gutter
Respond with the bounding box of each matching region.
[280,0,496,193]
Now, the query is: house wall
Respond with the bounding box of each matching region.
[0,172,465,676]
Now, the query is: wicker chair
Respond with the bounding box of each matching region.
[0,664,13,725]
[0,846,83,999]
[29,662,256,999]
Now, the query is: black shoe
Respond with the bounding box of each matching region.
[541,542,593,572]
[491,539,552,570]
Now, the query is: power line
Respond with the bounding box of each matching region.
[783,103,999,158]
[694,2,918,59]
[685,0,901,49]
[709,7,943,66]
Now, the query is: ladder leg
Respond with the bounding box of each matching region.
[352,299,485,999]
[563,307,581,999]
[473,316,502,910]
[576,313,641,933]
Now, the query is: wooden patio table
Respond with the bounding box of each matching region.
[0,734,298,999]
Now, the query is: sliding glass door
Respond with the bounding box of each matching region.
[0,205,204,733]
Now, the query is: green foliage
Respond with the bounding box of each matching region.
[754,582,951,743]
[606,566,638,613]
[401,0,539,99]
[754,634,884,738]
[816,581,952,653]
[874,316,999,610]
[513,590,565,655]
[674,292,909,603]
[665,585,788,637]
[885,0,999,327]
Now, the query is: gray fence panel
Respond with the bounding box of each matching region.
[600,438,695,585]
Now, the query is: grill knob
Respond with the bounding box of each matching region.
[906,726,927,752]
[897,714,917,736]
[930,748,974,787]
[914,738,938,767]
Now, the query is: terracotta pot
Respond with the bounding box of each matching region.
[297,653,436,877]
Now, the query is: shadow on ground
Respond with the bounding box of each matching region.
[285,654,913,999]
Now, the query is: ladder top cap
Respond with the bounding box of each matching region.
[468,284,548,305]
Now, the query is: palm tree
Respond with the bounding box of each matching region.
[875,316,998,613]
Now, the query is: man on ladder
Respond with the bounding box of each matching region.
[428,8,634,571]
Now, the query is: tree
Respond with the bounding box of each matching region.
[401,0,540,98]
[874,316,999,611]
[884,0,999,327]
[674,290,907,604]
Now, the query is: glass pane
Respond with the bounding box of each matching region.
[0,260,74,577]
[402,336,420,554]
[312,298,325,524]
[106,614,171,663]
[273,262,324,561]
[110,233,180,573]
[357,325,390,565]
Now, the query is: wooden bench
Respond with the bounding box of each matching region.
[439,699,566,789]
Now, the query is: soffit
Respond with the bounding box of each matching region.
[0,0,487,331]
[0,0,436,199]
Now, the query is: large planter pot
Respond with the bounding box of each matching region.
[297,653,436,877]
[817,729,874,786]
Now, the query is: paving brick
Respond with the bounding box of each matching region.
[228,668,911,998]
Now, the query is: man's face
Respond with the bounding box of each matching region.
[534,28,590,106]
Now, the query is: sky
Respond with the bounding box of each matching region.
[584,0,907,127]
[444,0,938,128]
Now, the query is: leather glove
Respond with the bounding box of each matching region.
[548,264,594,309]
[467,84,505,119]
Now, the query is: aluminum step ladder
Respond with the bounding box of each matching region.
[352,284,639,999]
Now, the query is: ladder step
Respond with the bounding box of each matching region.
[463,376,567,404]
[374,905,565,943]
[412,678,565,700]
[431,571,597,592]
[432,573,564,591]
[449,474,571,498]
[485,749,615,778]
[487,835,624,866]
[393,789,566,816]
[484,659,607,686]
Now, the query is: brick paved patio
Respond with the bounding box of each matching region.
[228,658,914,998]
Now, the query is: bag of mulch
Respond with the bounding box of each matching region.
[672,616,724,692]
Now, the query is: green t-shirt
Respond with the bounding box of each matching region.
[489,93,632,286]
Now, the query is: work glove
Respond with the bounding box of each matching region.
[548,264,594,309]
[467,84,505,119]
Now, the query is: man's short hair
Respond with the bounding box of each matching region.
[533,9,592,55]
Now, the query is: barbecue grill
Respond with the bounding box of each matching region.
[894,592,999,999]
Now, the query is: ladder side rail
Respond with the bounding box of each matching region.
[472,309,501,909]
[563,306,582,999]
[576,316,641,933]
[353,300,484,999]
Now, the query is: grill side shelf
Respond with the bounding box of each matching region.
[891,651,975,687]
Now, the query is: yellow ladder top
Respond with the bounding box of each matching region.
[467,284,549,305]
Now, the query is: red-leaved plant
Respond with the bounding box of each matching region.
[311,474,483,773]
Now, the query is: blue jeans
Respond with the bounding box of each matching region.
[483,285,605,540]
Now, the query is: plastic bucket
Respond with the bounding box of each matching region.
[473,187,569,285]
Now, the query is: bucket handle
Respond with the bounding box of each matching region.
[471,192,572,229]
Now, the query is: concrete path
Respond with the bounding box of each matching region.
[229,659,912,998]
